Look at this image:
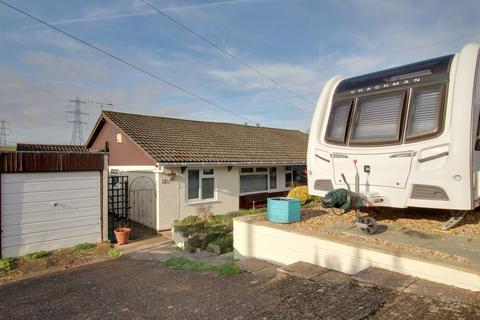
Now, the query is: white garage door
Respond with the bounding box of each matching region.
[1,171,101,257]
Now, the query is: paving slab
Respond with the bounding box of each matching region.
[117,236,173,254]
[254,266,278,277]
[278,261,329,279]
[352,267,417,291]
[404,279,480,304]
[373,293,479,320]
[236,258,276,273]
[311,270,351,284]
[204,252,234,265]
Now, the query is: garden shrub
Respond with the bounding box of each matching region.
[24,251,48,260]
[210,233,234,254]
[72,243,96,252]
[108,248,123,258]
[180,215,200,226]
[287,185,321,205]
[201,230,225,250]
[175,208,267,255]
[0,258,16,273]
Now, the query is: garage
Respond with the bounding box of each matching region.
[0,152,107,258]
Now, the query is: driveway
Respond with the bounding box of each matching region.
[0,259,478,319]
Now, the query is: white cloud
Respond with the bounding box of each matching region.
[23,51,112,83]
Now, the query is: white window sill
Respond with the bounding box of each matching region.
[185,199,219,206]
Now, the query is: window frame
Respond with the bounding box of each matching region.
[269,167,277,190]
[404,84,447,143]
[285,166,293,188]
[239,167,269,195]
[239,167,279,195]
[186,168,216,203]
[348,90,408,146]
[324,99,354,145]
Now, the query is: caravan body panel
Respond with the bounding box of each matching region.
[308,43,480,210]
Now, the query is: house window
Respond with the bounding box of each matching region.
[240,167,268,194]
[187,169,215,201]
[285,166,293,188]
[293,165,307,185]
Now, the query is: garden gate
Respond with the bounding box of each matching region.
[129,176,156,237]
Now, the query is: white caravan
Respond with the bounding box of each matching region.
[308,43,480,215]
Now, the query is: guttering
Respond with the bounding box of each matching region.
[156,160,307,167]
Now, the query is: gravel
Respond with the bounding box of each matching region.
[289,205,480,239]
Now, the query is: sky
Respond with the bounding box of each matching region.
[0,0,479,145]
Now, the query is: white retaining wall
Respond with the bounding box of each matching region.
[233,217,480,291]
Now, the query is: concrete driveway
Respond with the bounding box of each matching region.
[0,259,478,319]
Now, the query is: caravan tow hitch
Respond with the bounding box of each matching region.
[343,160,378,235]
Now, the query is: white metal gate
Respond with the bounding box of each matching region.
[129,176,156,230]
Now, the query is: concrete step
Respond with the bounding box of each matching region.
[278,261,329,280]
[236,258,278,277]
[352,267,417,291]
[117,237,174,254]
[353,267,480,304]
[404,279,480,304]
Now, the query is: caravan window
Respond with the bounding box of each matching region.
[325,99,352,143]
[406,85,445,141]
[350,91,406,144]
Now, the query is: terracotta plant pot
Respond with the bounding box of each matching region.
[114,228,131,245]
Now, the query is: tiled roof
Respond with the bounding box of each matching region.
[99,110,308,164]
[16,143,89,153]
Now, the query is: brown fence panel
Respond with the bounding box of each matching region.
[0,152,104,173]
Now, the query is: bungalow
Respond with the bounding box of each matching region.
[86,110,307,231]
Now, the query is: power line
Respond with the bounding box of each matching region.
[140,0,315,105]
[0,0,257,125]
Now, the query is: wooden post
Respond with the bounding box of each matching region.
[101,153,109,242]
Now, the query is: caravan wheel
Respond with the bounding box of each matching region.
[359,217,378,235]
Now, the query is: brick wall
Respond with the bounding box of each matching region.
[89,119,155,166]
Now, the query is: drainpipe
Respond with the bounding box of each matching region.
[154,169,161,231]
[177,177,180,220]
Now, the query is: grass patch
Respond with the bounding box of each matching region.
[166,257,240,276]
[0,258,16,273]
[23,251,48,260]
[108,248,122,258]
[72,243,96,252]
